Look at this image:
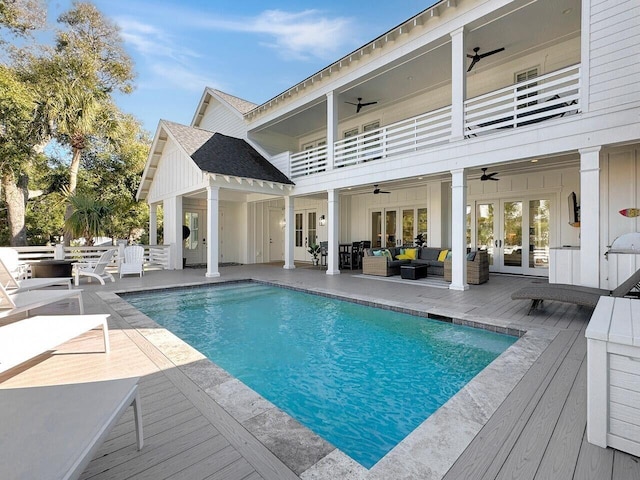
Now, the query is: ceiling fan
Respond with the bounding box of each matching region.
[346,97,378,113]
[467,46,505,72]
[373,184,390,194]
[480,167,499,181]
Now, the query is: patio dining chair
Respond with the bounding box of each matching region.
[73,249,117,286]
[0,247,28,280]
[120,245,144,278]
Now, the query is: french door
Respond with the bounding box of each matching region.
[371,207,428,248]
[473,197,552,276]
[183,209,206,266]
[294,210,318,261]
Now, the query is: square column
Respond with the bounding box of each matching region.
[450,168,469,291]
[450,26,466,142]
[164,195,182,270]
[326,91,338,171]
[326,189,340,275]
[284,196,295,269]
[149,204,157,246]
[206,185,220,278]
[580,146,601,287]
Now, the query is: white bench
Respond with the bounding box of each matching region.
[0,314,109,374]
[0,377,143,479]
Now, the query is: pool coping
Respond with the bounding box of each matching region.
[100,279,558,479]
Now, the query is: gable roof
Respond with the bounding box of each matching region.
[211,89,257,114]
[163,121,294,185]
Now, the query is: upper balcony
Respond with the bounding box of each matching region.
[246,0,582,181]
[289,64,581,178]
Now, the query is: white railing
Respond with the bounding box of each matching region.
[12,244,171,275]
[334,105,452,169]
[465,64,580,135]
[290,144,328,177]
[287,63,580,179]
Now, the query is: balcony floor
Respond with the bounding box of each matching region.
[1,264,638,479]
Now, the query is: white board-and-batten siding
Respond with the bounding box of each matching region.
[198,100,247,139]
[588,0,640,112]
[147,139,207,204]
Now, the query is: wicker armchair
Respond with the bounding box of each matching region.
[444,250,489,284]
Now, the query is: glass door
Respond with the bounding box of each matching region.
[294,210,318,261]
[472,197,552,276]
[183,210,207,266]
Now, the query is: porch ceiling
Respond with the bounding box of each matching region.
[252,0,580,138]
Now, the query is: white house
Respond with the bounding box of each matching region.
[137,0,640,291]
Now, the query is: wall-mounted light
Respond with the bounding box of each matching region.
[280,218,286,229]
[319,215,326,226]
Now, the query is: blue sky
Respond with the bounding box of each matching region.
[47,1,436,134]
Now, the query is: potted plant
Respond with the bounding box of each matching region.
[308,244,321,266]
[415,233,426,247]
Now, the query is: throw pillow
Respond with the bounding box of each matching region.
[396,254,410,260]
[382,249,393,260]
[446,250,453,260]
[438,249,449,262]
[405,248,418,260]
[466,251,476,261]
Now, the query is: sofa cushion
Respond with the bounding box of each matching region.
[372,249,384,257]
[467,251,476,261]
[419,247,441,261]
[438,249,449,262]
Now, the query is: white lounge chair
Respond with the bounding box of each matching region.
[0,283,84,319]
[0,378,143,479]
[73,249,116,286]
[0,258,72,292]
[0,314,110,374]
[0,247,28,279]
[120,245,144,278]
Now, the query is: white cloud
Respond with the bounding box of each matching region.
[149,63,218,93]
[195,9,354,61]
[115,17,201,62]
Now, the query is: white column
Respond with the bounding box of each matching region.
[166,195,182,270]
[450,26,466,142]
[580,146,601,287]
[450,168,469,291]
[326,189,340,275]
[206,185,220,278]
[284,196,295,269]
[149,204,158,246]
[326,91,338,171]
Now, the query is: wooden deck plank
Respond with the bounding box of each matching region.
[127,435,230,480]
[204,457,260,480]
[493,334,585,480]
[534,358,587,479]
[82,424,220,480]
[613,451,640,480]
[163,445,243,480]
[573,431,614,480]
[442,329,578,480]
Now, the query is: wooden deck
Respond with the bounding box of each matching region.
[1,265,638,479]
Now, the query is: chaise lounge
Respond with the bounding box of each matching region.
[511,268,640,315]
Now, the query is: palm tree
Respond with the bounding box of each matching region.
[64,192,112,246]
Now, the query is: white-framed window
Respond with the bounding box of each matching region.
[515,67,539,108]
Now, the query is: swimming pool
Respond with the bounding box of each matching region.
[123,282,517,468]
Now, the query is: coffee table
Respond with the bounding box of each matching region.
[400,264,429,280]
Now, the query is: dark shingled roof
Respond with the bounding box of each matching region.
[163,121,294,185]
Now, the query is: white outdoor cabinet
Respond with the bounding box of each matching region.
[586,297,640,457]
[549,247,580,285]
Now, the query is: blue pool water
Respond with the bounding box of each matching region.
[124,282,516,468]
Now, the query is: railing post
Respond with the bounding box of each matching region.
[54,244,65,260]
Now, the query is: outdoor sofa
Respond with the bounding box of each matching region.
[362,246,450,277]
[444,250,489,284]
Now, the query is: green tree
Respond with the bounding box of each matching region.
[64,192,112,246]
[0,0,45,38]
[35,1,135,244]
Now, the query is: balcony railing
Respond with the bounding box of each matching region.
[290,144,328,177]
[288,63,580,179]
[465,64,580,134]
[334,105,452,169]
